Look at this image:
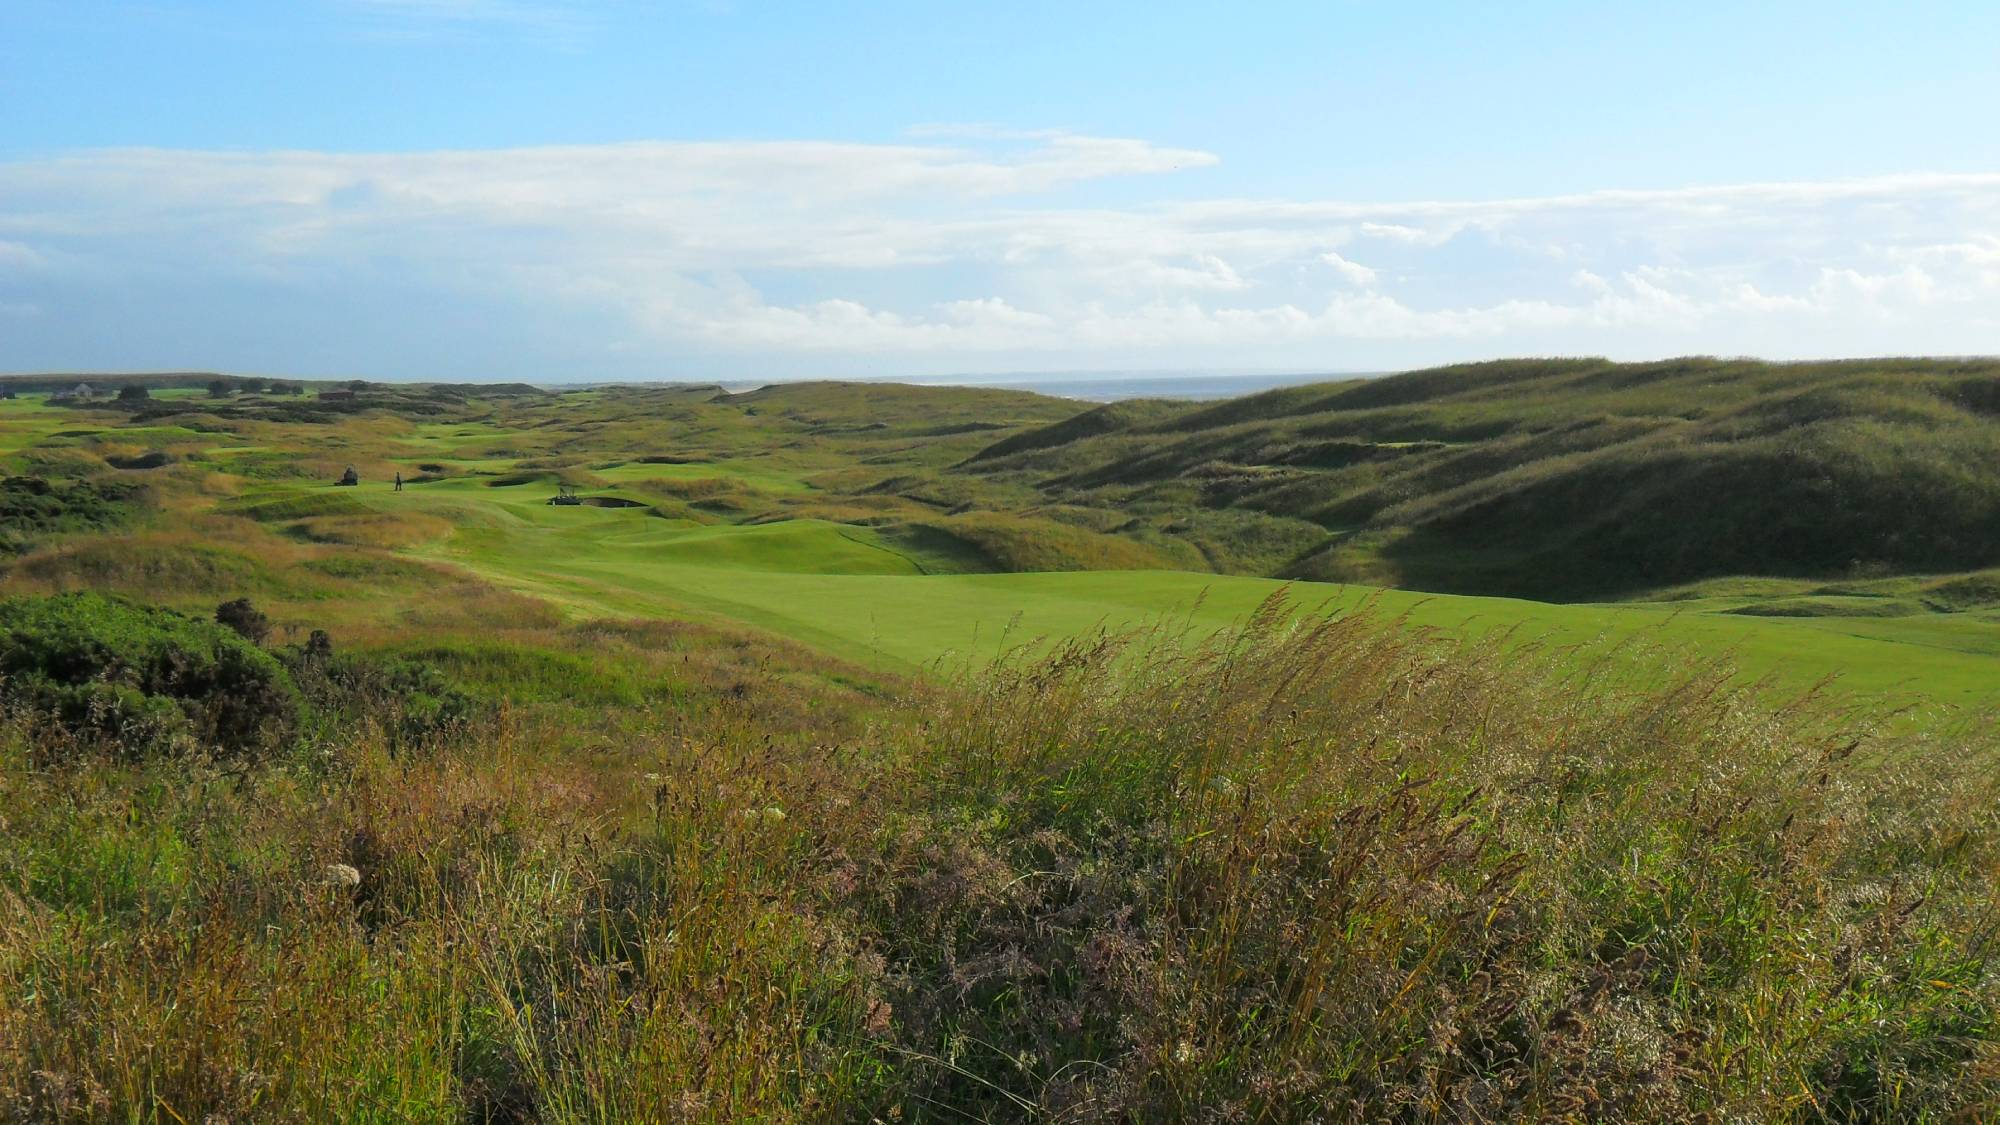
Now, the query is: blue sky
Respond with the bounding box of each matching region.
[2,1,1998,380]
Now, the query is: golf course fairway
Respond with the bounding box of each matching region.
[327,478,2000,714]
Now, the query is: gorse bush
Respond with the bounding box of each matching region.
[0,476,137,555]
[289,646,480,753]
[1,599,1993,1120]
[214,596,271,644]
[0,592,298,759]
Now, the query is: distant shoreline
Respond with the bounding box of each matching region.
[0,369,1372,403]
[714,371,1379,401]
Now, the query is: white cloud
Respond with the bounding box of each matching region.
[938,298,1054,330]
[1808,266,1940,315]
[1320,251,1377,288]
[1723,282,1812,314]
[1357,220,1469,246]
[1,134,1997,375]
[0,241,44,270]
[1570,269,1611,293]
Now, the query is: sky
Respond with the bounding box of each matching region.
[2,1,1998,382]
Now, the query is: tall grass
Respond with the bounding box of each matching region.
[859,602,2000,1118]
[2,598,1995,1120]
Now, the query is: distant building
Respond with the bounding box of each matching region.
[50,383,96,403]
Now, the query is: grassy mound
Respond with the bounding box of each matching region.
[1350,418,2000,597]
[6,536,295,600]
[1920,570,2000,612]
[291,512,455,549]
[224,491,371,523]
[963,397,1187,463]
[629,520,924,575]
[900,512,1186,572]
[1724,596,1922,618]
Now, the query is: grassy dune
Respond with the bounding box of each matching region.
[963,356,2000,598]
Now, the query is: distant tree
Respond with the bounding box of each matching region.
[0,389,15,400]
[207,378,235,398]
[346,380,369,392]
[116,384,150,403]
[240,378,268,394]
[215,598,272,645]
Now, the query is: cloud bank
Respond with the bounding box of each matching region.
[1,132,1996,378]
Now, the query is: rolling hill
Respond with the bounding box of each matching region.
[958,356,2000,599]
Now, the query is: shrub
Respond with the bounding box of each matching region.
[103,450,173,470]
[288,645,480,753]
[0,592,299,758]
[214,597,271,645]
[0,476,138,553]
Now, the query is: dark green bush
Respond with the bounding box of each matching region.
[0,592,299,758]
[288,642,480,753]
[214,597,272,644]
[0,476,138,553]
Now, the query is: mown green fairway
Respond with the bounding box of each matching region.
[277,475,2000,714]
